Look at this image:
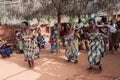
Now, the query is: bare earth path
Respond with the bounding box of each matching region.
[0,44,120,80]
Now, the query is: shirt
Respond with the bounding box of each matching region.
[76,23,83,29]
[110,24,117,33]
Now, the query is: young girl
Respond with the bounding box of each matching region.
[16,34,24,53]
[22,21,37,68]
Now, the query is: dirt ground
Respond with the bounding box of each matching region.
[0,43,120,80]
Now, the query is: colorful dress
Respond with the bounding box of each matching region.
[65,34,79,61]
[0,42,12,57]
[17,40,24,51]
[88,33,105,66]
[23,35,39,61]
[37,36,46,49]
[50,29,58,52]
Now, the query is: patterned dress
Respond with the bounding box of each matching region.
[17,40,24,51]
[88,33,105,66]
[50,29,58,52]
[65,34,79,61]
[23,35,39,61]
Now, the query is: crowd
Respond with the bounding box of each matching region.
[0,15,120,72]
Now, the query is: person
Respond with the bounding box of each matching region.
[73,29,80,63]
[14,30,21,49]
[16,34,24,53]
[76,18,84,38]
[21,21,39,68]
[109,20,118,51]
[0,37,12,58]
[87,20,106,72]
[37,34,46,49]
[65,28,79,63]
[76,18,84,29]
[117,16,120,29]
[60,26,66,47]
[116,16,120,48]
[49,25,59,53]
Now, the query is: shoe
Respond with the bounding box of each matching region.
[74,60,78,64]
[98,65,102,73]
[51,51,54,53]
[68,59,71,62]
[87,66,93,72]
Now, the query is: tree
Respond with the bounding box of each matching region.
[47,17,54,33]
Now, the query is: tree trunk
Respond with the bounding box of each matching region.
[78,15,81,21]
[49,24,51,33]
[56,9,61,55]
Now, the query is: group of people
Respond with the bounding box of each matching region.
[49,16,120,73]
[0,15,120,72]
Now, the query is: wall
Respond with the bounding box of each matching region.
[0,26,20,40]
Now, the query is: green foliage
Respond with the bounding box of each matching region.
[47,17,54,23]
[81,17,90,24]
[81,14,98,24]
[0,16,3,24]
[40,17,54,23]
[69,18,77,26]
[0,16,3,20]
[24,16,32,21]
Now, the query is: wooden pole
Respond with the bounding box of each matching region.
[56,9,61,55]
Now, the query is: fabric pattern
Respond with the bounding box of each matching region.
[23,35,39,61]
[0,43,12,56]
[65,34,79,60]
[88,33,105,66]
[50,29,58,52]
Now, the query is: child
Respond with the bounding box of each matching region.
[37,35,46,49]
[17,34,24,53]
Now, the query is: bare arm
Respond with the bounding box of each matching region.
[97,24,109,28]
[0,43,3,48]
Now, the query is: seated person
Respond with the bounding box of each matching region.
[0,37,12,58]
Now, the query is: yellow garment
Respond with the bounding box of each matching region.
[73,39,79,48]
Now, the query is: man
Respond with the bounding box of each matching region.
[109,20,118,51]
[76,18,84,29]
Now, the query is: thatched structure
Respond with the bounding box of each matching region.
[0,0,120,25]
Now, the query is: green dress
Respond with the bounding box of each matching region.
[18,41,24,50]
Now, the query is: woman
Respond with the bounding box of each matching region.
[21,21,39,68]
[65,28,79,63]
[87,20,106,72]
[60,26,66,47]
[49,25,59,53]
[0,37,12,58]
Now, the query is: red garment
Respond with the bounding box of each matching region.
[60,30,66,36]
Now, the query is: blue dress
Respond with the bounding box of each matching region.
[88,33,105,66]
[50,29,58,52]
[0,43,12,57]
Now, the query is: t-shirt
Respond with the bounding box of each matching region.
[76,23,83,29]
[110,24,117,33]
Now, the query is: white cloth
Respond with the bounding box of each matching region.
[76,23,83,29]
[110,24,117,33]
